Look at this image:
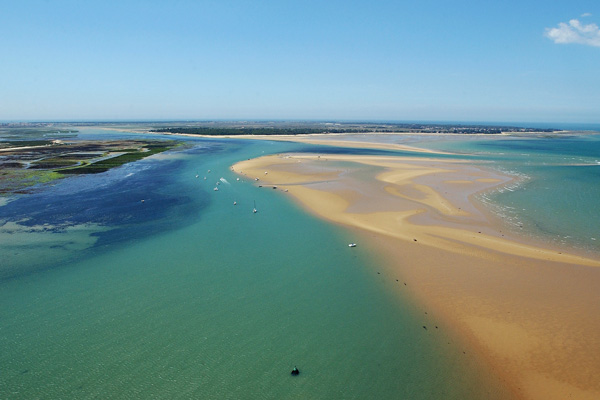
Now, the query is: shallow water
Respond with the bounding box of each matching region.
[0,132,510,399]
[415,134,600,256]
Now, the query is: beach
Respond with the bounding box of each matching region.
[232,140,600,400]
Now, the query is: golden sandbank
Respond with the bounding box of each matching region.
[232,149,600,400]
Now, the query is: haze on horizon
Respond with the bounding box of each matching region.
[1,0,599,124]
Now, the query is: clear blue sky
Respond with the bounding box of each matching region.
[1,0,599,123]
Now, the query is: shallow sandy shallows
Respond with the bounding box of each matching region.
[233,152,600,400]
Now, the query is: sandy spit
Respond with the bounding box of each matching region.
[232,151,600,400]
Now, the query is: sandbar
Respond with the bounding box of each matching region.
[232,150,600,400]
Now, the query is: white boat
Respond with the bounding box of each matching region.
[348,243,357,247]
[214,187,219,191]
[253,200,257,213]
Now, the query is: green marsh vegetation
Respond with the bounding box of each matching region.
[57,143,177,174]
[0,139,180,195]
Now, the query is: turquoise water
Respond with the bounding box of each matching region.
[0,132,509,399]
[415,134,600,256]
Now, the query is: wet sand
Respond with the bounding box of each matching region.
[232,151,600,400]
[148,130,448,154]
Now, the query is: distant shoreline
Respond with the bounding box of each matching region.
[5,120,592,135]
[148,123,558,136]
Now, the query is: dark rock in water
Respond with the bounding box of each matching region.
[291,367,300,376]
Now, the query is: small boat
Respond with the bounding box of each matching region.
[291,367,299,376]
[233,201,237,205]
[348,243,357,247]
[253,200,257,213]
[214,187,219,191]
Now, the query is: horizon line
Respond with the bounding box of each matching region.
[2,118,600,128]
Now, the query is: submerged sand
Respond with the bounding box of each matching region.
[232,148,600,400]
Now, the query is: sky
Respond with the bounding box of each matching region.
[1,0,599,123]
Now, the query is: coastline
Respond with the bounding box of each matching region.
[231,147,600,400]
[146,130,447,154]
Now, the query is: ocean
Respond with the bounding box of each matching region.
[2,127,598,399]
